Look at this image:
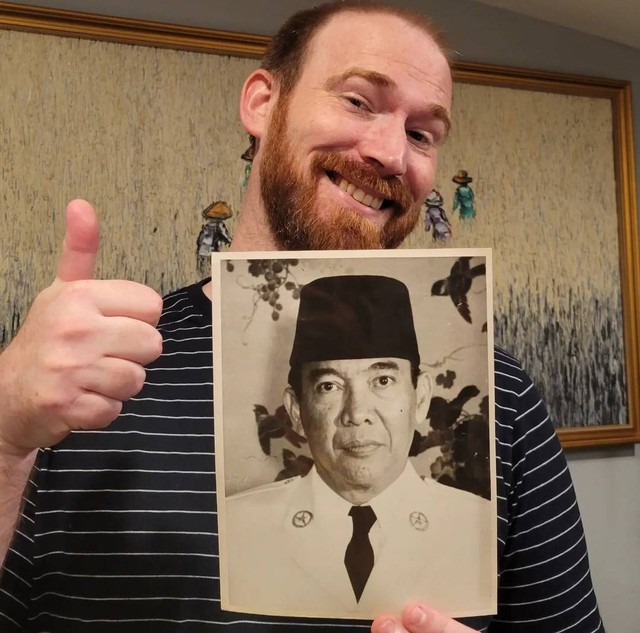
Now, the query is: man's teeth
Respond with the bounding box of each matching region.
[338,178,384,210]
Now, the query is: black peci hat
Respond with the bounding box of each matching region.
[288,275,420,376]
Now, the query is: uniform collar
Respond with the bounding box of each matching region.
[307,462,424,522]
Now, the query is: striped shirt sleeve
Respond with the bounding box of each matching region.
[487,349,604,632]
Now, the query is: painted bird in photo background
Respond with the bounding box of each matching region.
[431,257,486,323]
[253,404,307,456]
[276,449,314,481]
[427,385,481,431]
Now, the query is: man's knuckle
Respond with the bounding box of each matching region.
[125,364,147,396]
[152,330,164,356]
[41,387,77,418]
[72,399,123,430]
[152,292,164,316]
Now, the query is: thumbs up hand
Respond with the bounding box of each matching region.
[0,200,164,456]
[55,198,101,282]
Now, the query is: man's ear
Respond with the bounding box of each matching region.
[239,69,276,140]
[283,386,305,437]
[415,371,433,424]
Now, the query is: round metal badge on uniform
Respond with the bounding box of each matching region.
[409,511,429,531]
[292,510,313,528]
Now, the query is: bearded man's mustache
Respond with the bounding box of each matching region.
[313,152,413,217]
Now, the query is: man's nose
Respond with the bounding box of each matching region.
[339,385,373,426]
[358,114,408,177]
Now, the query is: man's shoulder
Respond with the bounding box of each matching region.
[405,470,491,528]
[157,279,211,330]
[493,345,523,374]
[226,476,303,513]
[493,345,535,396]
[418,474,489,510]
[396,471,492,545]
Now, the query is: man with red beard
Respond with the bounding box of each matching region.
[0,2,602,633]
[230,1,449,253]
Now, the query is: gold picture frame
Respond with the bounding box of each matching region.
[0,1,638,448]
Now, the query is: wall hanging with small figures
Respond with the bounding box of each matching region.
[1,10,638,447]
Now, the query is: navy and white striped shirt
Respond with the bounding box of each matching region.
[0,280,603,632]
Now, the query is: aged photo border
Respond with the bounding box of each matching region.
[211,248,497,619]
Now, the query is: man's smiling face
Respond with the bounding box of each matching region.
[259,10,452,250]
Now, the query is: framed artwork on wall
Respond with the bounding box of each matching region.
[0,1,638,447]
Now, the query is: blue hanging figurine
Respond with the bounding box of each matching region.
[452,170,476,220]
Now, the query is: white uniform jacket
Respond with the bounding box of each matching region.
[222,464,494,620]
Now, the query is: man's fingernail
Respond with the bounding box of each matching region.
[379,619,398,633]
[408,606,426,626]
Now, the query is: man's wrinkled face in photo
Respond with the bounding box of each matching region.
[295,357,421,501]
[260,11,452,250]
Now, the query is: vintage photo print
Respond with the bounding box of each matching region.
[211,249,497,620]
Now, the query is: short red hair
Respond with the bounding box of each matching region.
[262,1,451,97]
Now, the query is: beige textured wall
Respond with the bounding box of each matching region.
[405,83,619,310]
[422,84,624,427]
[0,29,257,346]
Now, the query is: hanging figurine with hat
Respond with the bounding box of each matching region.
[240,143,254,189]
[196,200,233,274]
[452,169,476,221]
[423,189,452,241]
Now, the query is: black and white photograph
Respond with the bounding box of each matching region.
[212,249,496,620]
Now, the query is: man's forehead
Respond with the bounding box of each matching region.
[302,10,447,72]
[303,357,410,376]
[295,10,451,107]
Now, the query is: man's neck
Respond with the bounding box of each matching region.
[229,178,280,252]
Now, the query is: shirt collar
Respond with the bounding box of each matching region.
[308,462,421,524]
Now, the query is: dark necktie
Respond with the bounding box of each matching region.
[344,505,377,602]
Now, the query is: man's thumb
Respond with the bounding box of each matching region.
[56,199,100,282]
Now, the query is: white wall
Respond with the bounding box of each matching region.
[568,447,640,631]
